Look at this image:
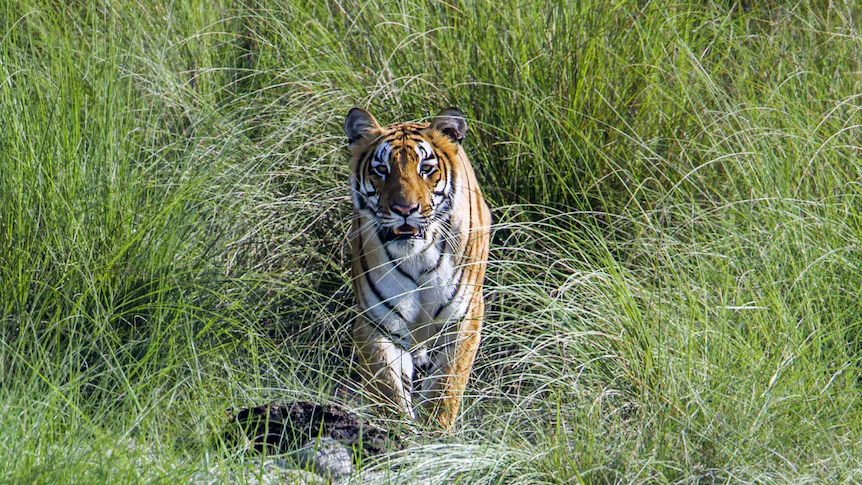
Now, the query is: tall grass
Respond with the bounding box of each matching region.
[1,0,861,483]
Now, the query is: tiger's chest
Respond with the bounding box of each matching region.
[359,234,461,340]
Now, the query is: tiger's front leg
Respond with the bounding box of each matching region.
[418,293,484,429]
[353,316,415,419]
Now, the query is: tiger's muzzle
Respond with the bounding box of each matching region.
[378,201,433,243]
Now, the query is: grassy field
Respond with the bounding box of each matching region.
[2,0,861,483]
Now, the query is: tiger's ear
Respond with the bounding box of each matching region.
[344,107,381,145]
[430,107,467,143]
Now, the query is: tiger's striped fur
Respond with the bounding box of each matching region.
[344,107,491,429]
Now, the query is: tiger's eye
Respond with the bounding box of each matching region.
[373,165,388,177]
[419,162,437,177]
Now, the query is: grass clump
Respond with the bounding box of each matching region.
[1,0,861,483]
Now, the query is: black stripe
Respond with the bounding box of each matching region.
[419,232,441,255]
[356,151,371,207]
[432,301,447,321]
[356,188,367,210]
[455,159,473,269]
[358,231,407,323]
[422,239,447,275]
[354,282,410,351]
[439,150,454,220]
[356,139,389,194]
[366,314,407,350]
[383,245,419,285]
[439,150,450,198]
[432,266,465,320]
[359,147,376,172]
[401,369,413,394]
[357,185,379,208]
[357,190,377,211]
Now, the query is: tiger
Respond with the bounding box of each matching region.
[344,106,491,429]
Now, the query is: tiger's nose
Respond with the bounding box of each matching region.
[390,202,419,217]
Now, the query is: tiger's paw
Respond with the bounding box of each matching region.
[412,347,432,378]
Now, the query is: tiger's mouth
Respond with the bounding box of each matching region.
[380,224,427,242]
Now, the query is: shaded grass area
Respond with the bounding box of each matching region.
[1,0,861,483]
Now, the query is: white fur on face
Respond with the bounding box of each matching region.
[371,142,393,177]
[414,141,434,165]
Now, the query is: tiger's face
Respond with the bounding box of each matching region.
[345,108,467,247]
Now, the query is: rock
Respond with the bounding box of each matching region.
[253,465,327,485]
[227,401,404,483]
[293,437,353,479]
[228,401,401,458]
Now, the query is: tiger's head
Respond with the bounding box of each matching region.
[345,107,468,246]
